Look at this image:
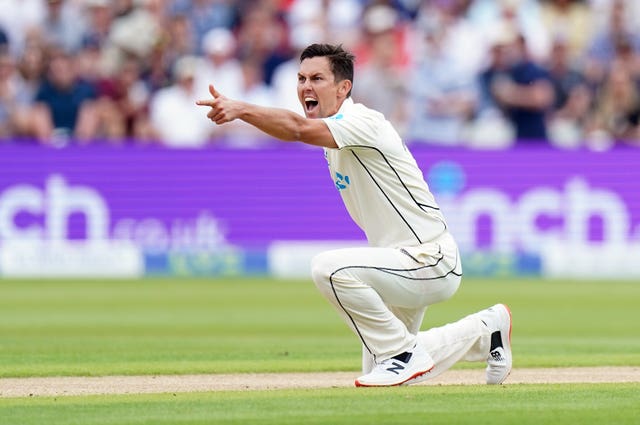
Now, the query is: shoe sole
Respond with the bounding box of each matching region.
[354,364,435,387]
[493,303,513,385]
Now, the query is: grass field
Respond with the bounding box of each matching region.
[1,276,639,424]
[1,384,639,425]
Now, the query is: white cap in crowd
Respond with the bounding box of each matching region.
[202,28,236,57]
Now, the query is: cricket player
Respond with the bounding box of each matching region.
[197,43,512,387]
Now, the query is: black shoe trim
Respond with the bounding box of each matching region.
[392,351,412,364]
[490,331,503,351]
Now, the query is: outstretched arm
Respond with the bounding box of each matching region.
[196,85,338,148]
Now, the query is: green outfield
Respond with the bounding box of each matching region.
[1,384,639,425]
[1,277,639,424]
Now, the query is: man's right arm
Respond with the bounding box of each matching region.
[196,85,338,148]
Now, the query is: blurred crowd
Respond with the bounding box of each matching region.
[1,0,640,150]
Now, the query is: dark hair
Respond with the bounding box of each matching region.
[300,43,355,97]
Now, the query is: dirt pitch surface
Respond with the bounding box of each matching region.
[1,367,639,398]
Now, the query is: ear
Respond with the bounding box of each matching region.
[338,79,352,97]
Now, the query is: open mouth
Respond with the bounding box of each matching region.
[304,97,319,114]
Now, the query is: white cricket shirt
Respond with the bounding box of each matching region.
[322,98,447,248]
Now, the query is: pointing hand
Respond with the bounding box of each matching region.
[196,84,239,124]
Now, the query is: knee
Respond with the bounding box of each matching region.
[310,252,330,286]
[311,250,360,299]
[310,251,339,297]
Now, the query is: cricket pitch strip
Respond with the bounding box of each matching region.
[1,367,639,398]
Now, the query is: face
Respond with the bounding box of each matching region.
[49,54,75,89]
[297,56,351,119]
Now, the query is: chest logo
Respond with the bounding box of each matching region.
[335,172,350,190]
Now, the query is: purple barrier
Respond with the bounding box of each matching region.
[0,144,638,257]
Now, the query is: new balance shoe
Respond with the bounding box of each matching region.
[481,304,512,385]
[354,342,435,387]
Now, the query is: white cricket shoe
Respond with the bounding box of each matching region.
[354,342,435,387]
[480,304,513,385]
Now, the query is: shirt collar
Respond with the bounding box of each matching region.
[329,97,353,119]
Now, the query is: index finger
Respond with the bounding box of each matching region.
[196,98,215,107]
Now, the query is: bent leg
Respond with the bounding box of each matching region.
[310,245,460,362]
[361,306,427,374]
[409,304,512,384]
[418,311,491,379]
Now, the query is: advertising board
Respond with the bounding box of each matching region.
[0,144,637,278]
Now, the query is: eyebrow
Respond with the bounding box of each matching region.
[298,71,324,78]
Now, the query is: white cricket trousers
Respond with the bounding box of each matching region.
[311,232,492,373]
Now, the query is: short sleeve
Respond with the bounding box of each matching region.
[322,107,383,149]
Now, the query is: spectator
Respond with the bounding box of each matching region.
[546,36,593,148]
[584,0,640,86]
[105,0,163,65]
[164,12,196,65]
[142,41,173,93]
[287,0,362,50]
[588,0,640,37]
[234,1,289,86]
[16,40,47,100]
[539,0,592,63]
[584,61,640,149]
[0,26,8,50]
[405,13,477,145]
[0,49,33,140]
[0,0,46,57]
[88,55,154,142]
[353,3,412,70]
[466,0,551,62]
[31,48,98,145]
[221,57,278,147]
[194,28,243,100]
[74,38,104,87]
[40,0,87,54]
[139,10,196,95]
[353,5,410,135]
[238,56,273,106]
[80,0,114,50]
[414,0,489,78]
[486,27,555,143]
[172,0,238,55]
[149,55,214,147]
